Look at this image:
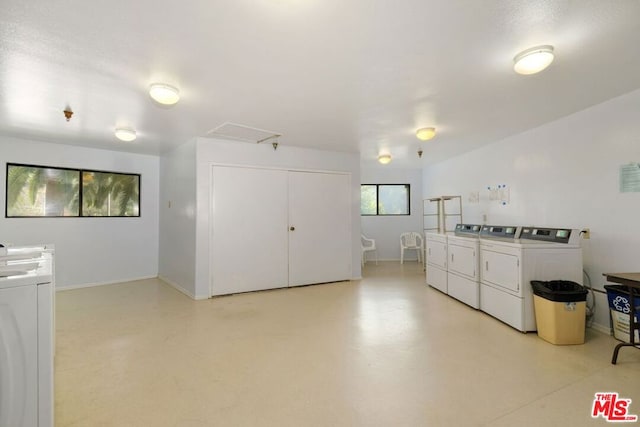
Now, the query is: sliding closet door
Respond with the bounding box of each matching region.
[211,166,289,295]
[288,171,351,286]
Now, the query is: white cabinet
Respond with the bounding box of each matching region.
[211,166,351,296]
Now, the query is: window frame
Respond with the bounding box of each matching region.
[5,162,141,218]
[360,183,411,216]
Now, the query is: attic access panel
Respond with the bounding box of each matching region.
[206,122,281,144]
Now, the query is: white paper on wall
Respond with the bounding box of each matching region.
[487,184,510,205]
[499,186,510,204]
[488,186,499,201]
[620,163,640,192]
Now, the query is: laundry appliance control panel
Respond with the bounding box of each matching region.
[520,227,580,245]
[454,224,482,237]
[479,225,522,240]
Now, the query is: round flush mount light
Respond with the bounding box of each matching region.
[513,45,554,75]
[115,128,137,142]
[416,127,436,141]
[149,83,180,105]
[378,153,392,164]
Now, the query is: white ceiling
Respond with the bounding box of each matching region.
[1,0,639,168]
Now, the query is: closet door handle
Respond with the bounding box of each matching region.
[451,254,454,262]
[289,226,295,231]
[485,261,489,271]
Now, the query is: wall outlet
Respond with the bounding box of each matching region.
[582,228,590,239]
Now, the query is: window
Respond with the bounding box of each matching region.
[82,171,140,217]
[6,163,140,217]
[361,184,410,215]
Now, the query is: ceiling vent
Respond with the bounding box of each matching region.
[205,122,281,145]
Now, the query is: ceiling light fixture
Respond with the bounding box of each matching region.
[115,128,137,142]
[378,154,392,165]
[416,127,436,141]
[149,83,180,105]
[513,45,554,75]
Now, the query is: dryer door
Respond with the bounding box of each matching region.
[426,239,447,269]
[481,249,520,293]
[449,243,477,280]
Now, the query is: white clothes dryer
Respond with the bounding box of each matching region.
[425,232,448,293]
[447,224,482,309]
[0,246,54,427]
[479,226,582,332]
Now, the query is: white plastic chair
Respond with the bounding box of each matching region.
[400,232,424,264]
[361,234,378,266]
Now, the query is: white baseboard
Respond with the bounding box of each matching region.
[56,275,157,292]
[589,321,611,335]
[158,275,209,300]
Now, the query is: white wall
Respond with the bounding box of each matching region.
[361,167,423,261]
[422,89,640,332]
[194,137,361,299]
[0,136,159,289]
[158,140,197,297]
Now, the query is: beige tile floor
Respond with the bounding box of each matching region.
[55,262,640,427]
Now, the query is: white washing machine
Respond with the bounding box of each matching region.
[425,232,448,293]
[0,246,54,427]
[479,226,582,332]
[447,224,482,309]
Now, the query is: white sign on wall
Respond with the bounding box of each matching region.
[487,184,510,205]
[620,163,640,193]
[468,191,480,204]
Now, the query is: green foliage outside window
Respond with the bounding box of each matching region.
[82,171,139,216]
[360,185,377,215]
[6,163,140,217]
[360,184,410,215]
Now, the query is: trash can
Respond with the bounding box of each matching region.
[604,284,640,343]
[531,280,588,345]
